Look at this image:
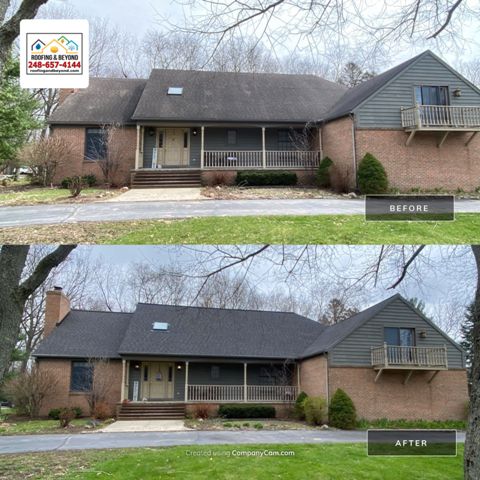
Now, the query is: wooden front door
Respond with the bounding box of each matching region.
[143,362,174,400]
[164,128,189,166]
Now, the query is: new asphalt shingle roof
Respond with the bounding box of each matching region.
[48,78,147,125]
[131,69,347,123]
[33,296,408,360]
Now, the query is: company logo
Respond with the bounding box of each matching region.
[20,20,89,88]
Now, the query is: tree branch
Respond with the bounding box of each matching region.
[388,245,426,289]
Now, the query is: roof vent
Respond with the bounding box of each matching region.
[167,87,183,95]
[152,322,169,331]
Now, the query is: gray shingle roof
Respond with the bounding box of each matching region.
[33,310,132,358]
[48,78,147,125]
[321,52,426,122]
[131,69,347,123]
[119,304,325,359]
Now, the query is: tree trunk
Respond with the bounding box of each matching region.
[465,245,480,479]
[0,245,75,384]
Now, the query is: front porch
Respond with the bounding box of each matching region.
[120,359,299,404]
[134,125,321,171]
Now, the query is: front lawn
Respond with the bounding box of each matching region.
[0,213,479,244]
[0,444,464,479]
[0,417,101,435]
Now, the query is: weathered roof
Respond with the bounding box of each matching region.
[321,52,426,122]
[33,310,132,359]
[131,69,347,123]
[118,304,325,359]
[48,78,147,125]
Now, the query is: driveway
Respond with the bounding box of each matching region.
[0,198,479,228]
[0,429,465,454]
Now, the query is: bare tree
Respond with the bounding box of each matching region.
[320,297,360,325]
[85,358,115,416]
[338,62,375,88]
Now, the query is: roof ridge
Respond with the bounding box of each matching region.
[70,308,133,314]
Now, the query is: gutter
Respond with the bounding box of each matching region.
[350,113,358,190]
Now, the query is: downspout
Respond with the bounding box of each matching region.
[350,113,358,190]
[325,353,330,407]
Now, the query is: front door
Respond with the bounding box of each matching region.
[163,128,189,166]
[142,362,174,400]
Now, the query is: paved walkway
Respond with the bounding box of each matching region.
[0,429,465,454]
[107,188,204,202]
[0,198,479,228]
[99,420,191,433]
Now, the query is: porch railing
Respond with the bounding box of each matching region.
[187,384,298,402]
[371,344,448,369]
[203,150,320,169]
[401,105,480,129]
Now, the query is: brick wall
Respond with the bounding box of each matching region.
[321,117,356,191]
[51,126,136,187]
[37,358,123,417]
[299,355,328,398]
[355,128,480,191]
[329,367,468,420]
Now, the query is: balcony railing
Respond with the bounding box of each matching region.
[187,384,298,402]
[401,105,480,130]
[203,150,320,169]
[371,344,448,369]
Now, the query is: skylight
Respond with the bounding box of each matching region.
[167,87,183,95]
[153,322,169,331]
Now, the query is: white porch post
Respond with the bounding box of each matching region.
[297,363,301,392]
[261,127,266,169]
[120,359,126,401]
[135,125,141,169]
[185,361,189,402]
[243,363,248,402]
[200,126,205,169]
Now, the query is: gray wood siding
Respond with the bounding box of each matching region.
[355,53,480,128]
[330,298,464,368]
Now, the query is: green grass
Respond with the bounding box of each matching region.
[113,213,480,244]
[0,444,464,480]
[0,187,107,206]
[357,418,466,430]
[0,418,90,435]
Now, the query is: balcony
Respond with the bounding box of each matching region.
[187,384,298,403]
[400,105,480,146]
[371,344,448,384]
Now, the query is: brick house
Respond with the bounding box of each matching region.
[33,288,468,421]
[48,50,480,190]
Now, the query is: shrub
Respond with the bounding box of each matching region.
[223,422,232,428]
[253,422,264,429]
[303,397,327,426]
[294,391,308,420]
[316,157,333,188]
[66,175,85,197]
[242,422,250,427]
[218,404,276,419]
[72,406,83,418]
[48,408,61,420]
[93,401,112,420]
[192,403,212,419]
[58,408,75,428]
[357,153,388,194]
[61,174,97,189]
[236,170,297,187]
[328,389,357,430]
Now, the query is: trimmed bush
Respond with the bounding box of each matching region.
[93,402,112,420]
[58,408,75,428]
[61,174,97,189]
[236,170,297,186]
[294,391,308,420]
[48,408,61,420]
[218,404,276,419]
[191,403,213,419]
[316,156,333,188]
[303,397,327,426]
[328,388,357,430]
[357,153,388,194]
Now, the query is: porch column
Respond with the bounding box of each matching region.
[185,361,189,402]
[200,126,205,169]
[243,363,248,402]
[261,127,266,169]
[120,359,126,401]
[296,363,301,391]
[135,124,141,169]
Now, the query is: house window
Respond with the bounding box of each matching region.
[259,366,275,385]
[168,366,173,382]
[227,129,237,145]
[384,327,415,346]
[278,130,294,150]
[70,361,93,392]
[158,131,164,148]
[184,131,189,148]
[210,365,220,379]
[414,86,449,106]
[143,365,149,382]
[85,128,107,160]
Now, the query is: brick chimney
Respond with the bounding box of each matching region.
[44,287,71,337]
[57,88,77,105]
